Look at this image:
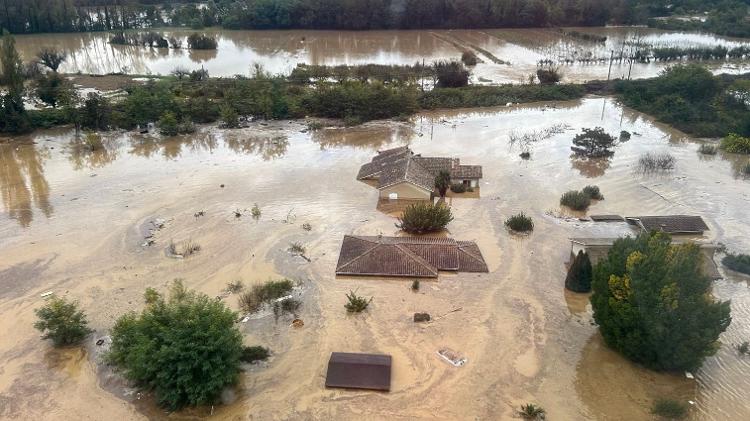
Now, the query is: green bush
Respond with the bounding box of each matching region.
[582,185,604,200]
[158,111,179,136]
[591,232,731,371]
[722,253,750,275]
[396,202,454,233]
[240,346,270,363]
[345,290,372,313]
[560,190,591,211]
[505,212,534,232]
[419,84,584,109]
[518,403,545,420]
[460,51,478,66]
[450,183,467,193]
[651,398,688,419]
[187,33,218,49]
[720,133,750,154]
[571,127,617,158]
[434,60,469,88]
[565,251,593,293]
[536,67,561,85]
[219,104,240,128]
[34,296,92,347]
[109,281,242,410]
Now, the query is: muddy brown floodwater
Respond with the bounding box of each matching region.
[1,97,750,420]
[11,28,750,83]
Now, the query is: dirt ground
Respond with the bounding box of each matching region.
[1,97,749,420]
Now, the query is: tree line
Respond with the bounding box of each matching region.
[4,0,746,34]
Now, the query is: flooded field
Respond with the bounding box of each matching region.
[11,27,750,83]
[1,97,750,420]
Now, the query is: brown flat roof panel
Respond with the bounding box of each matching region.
[325,352,392,391]
[627,215,709,234]
[590,215,624,222]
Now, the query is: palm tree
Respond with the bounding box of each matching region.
[434,170,451,197]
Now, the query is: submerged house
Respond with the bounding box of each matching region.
[625,215,709,236]
[357,147,483,200]
[325,352,392,391]
[569,237,722,279]
[336,235,489,278]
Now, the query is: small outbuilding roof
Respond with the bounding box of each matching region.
[589,214,624,222]
[325,352,392,391]
[626,215,709,234]
[336,235,489,278]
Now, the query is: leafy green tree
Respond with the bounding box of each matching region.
[158,111,179,136]
[434,170,451,197]
[571,127,617,157]
[591,232,731,371]
[34,296,93,346]
[0,33,31,133]
[109,280,243,410]
[434,60,469,88]
[35,72,72,108]
[219,104,240,128]
[396,202,453,233]
[565,251,592,292]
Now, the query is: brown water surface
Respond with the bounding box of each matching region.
[1,98,750,420]
[11,28,750,83]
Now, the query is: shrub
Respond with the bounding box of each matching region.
[219,105,239,128]
[240,346,270,363]
[177,117,195,134]
[698,144,717,155]
[434,60,469,88]
[187,33,218,50]
[35,72,71,107]
[536,67,561,85]
[411,279,420,292]
[505,212,534,232]
[288,242,306,255]
[582,185,604,200]
[144,287,160,304]
[461,51,478,66]
[226,280,244,294]
[720,133,750,154]
[302,222,312,231]
[396,202,454,234]
[435,170,451,197]
[560,190,591,211]
[251,203,261,219]
[519,151,531,159]
[518,403,545,420]
[620,130,632,141]
[168,239,201,257]
[109,281,242,410]
[722,253,750,275]
[638,152,676,173]
[565,251,593,293]
[651,398,688,419]
[158,111,179,136]
[345,290,372,313]
[737,341,749,355]
[591,232,731,371]
[571,127,616,157]
[34,296,92,347]
[450,183,467,193]
[238,279,294,313]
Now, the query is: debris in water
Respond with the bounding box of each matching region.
[40,291,54,299]
[220,184,225,188]
[96,339,105,346]
[291,318,304,328]
[413,313,431,322]
[194,211,205,218]
[437,348,467,367]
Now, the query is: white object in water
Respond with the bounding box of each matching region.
[40,291,54,299]
[685,372,694,379]
[274,295,293,303]
[437,348,467,367]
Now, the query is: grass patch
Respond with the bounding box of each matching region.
[505,212,534,232]
[651,398,688,419]
[238,279,294,313]
[638,152,676,173]
[168,239,201,257]
[225,280,244,294]
[396,202,454,234]
[345,290,372,313]
[240,346,270,363]
[560,190,591,211]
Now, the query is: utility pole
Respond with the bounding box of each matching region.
[607,50,614,81]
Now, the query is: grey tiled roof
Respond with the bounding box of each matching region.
[626,215,709,234]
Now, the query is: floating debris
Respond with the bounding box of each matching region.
[437,348,467,367]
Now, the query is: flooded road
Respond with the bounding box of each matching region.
[1,97,750,420]
[11,27,750,83]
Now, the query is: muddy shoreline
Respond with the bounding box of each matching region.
[1,98,749,420]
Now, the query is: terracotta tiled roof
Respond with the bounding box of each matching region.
[325,352,392,391]
[451,165,483,179]
[626,215,709,234]
[336,236,488,277]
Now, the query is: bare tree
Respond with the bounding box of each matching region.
[37,48,67,72]
[170,66,190,80]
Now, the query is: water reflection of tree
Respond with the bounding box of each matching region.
[224,135,288,160]
[311,125,410,151]
[0,144,53,228]
[67,136,119,170]
[570,155,611,178]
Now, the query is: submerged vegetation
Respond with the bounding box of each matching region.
[238,279,294,314]
[651,398,688,420]
[34,296,92,347]
[566,251,593,293]
[722,253,750,275]
[109,281,242,410]
[560,190,591,211]
[240,346,270,364]
[518,403,546,420]
[396,202,454,234]
[637,152,676,173]
[504,212,534,232]
[720,134,750,154]
[345,290,372,313]
[591,232,731,372]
